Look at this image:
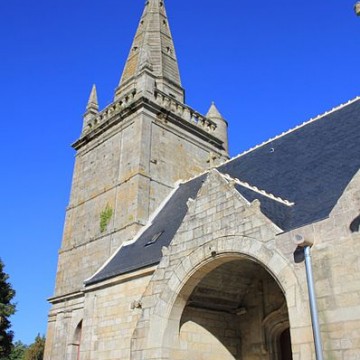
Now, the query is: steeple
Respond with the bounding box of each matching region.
[49,2,230,332]
[115,0,184,102]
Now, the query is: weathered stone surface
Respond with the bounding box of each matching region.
[45,1,360,359]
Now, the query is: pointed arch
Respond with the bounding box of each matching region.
[69,320,83,360]
[130,235,310,359]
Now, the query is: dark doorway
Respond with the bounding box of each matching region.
[280,328,293,360]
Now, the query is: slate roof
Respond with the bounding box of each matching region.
[233,183,294,231]
[86,97,360,285]
[86,175,206,285]
[219,97,360,230]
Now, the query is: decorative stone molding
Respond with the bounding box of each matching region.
[263,302,290,360]
[82,89,137,135]
[154,89,217,133]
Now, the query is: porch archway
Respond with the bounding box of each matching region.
[131,236,306,360]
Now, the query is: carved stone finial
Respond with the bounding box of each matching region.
[82,84,99,133]
[161,246,169,256]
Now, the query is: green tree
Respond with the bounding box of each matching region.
[7,341,27,360]
[0,258,16,358]
[23,335,45,360]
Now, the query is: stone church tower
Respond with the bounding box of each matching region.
[46,1,228,356]
[52,0,228,298]
[45,1,360,359]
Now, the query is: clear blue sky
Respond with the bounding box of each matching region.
[0,0,359,345]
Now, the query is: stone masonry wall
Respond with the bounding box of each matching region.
[44,294,84,360]
[47,97,229,359]
[178,308,241,360]
[54,104,225,297]
[80,271,153,360]
[46,168,360,360]
[45,269,153,360]
[276,169,360,359]
[129,170,313,360]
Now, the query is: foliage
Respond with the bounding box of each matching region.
[23,335,45,360]
[355,2,360,16]
[0,258,16,358]
[2,336,45,360]
[4,341,28,360]
[100,204,113,233]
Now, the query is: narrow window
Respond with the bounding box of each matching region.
[73,320,82,360]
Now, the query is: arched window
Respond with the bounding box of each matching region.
[71,320,82,360]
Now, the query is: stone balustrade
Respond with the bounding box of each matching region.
[83,88,217,135]
[154,90,217,133]
[83,89,137,134]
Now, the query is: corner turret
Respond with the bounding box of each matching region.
[206,102,229,154]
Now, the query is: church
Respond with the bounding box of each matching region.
[44,1,360,359]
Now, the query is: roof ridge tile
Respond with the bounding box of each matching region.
[221,173,295,206]
[221,96,360,166]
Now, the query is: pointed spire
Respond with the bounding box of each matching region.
[83,85,99,132]
[115,0,184,102]
[206,102,229,154]
[206,102,224,120]
[86,84,99,113]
